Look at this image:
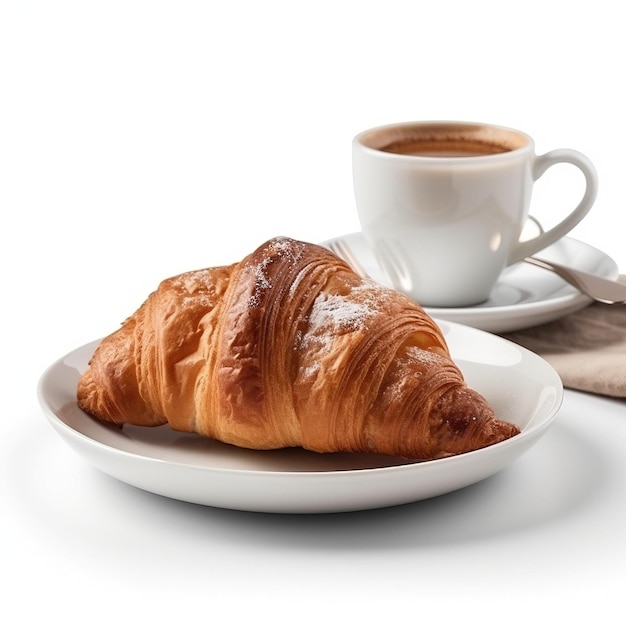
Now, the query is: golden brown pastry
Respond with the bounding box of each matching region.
[77,237,520,460]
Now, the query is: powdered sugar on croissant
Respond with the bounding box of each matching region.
[77,237,519,460]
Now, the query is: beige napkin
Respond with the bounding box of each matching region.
[501,276,626,398]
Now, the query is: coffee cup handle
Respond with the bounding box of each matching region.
[507,149,598,264]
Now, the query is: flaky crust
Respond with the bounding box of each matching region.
[77,237,519,460]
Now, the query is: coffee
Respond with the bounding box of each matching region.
[361,123,528,158]
[380,140,509,157]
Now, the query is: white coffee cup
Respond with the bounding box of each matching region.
[352,121,598,307]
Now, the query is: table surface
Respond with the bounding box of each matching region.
[3,2,626,623]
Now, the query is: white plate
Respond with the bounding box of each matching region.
[38,322,563,514]
[322,233,619,333]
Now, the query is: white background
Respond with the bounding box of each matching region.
[2,1,625,623]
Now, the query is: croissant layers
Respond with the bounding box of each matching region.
[77,237,520,460]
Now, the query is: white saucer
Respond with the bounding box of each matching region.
[38,323,562,514]
[322,233,619,333]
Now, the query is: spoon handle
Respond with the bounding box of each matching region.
[525,256,626,305]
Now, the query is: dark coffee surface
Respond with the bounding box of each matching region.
[380,139,510,157]
[361,123,528,157]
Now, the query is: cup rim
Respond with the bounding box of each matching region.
[354,120,533,161]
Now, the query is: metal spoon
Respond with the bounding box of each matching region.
[523,256,626,304]
[326,237,626,305]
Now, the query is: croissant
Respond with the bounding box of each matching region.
[77,236,520,460]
